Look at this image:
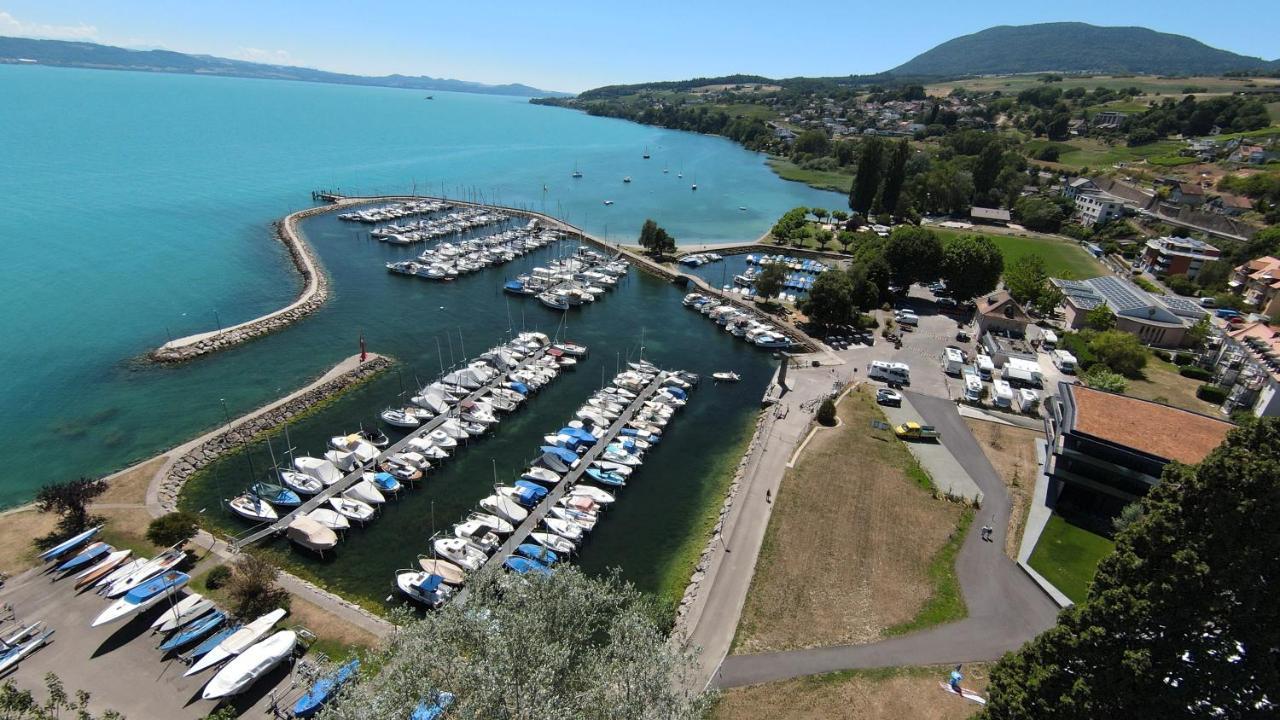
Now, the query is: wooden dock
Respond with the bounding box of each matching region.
[231,345,551,550]
[453,367,677,604]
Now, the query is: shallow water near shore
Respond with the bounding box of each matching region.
[0,63,842,509]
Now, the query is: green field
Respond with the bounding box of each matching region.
[933,227,1106,279]
[926,74,1280,98]
[1028,513,1116,603]
[1025,137,1188,170]
[766,157,853,192]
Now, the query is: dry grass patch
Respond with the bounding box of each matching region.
[712,664,989,720]
[1126,360,1217,416]
[96,455,166,505]
[965,420,1041,559]
[95,506,162,558]
[288,595,379,650]
[0,508,58,576]
[733,388,966,653]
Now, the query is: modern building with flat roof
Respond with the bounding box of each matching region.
[1044,383,1233,513]
[1140,236,1220,280]
[1052,275,1208,348]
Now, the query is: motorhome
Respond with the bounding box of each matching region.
[868,361,911,385]
[1017,388,1041,414]
[941,347,965,376]
[1003,358,1045,388]
[1051,350,1077,374]
[992,379,1014,409]
[1041,330,1058,349]
[962,366,983,403]
[975,354,995,380]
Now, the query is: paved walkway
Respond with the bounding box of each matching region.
[713,390,1059,688]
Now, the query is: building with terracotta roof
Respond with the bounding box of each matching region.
[1231,256,1280,316]
[1212,321,1280,418]
[1044,382,1233,512]
[1169,182,1206,207]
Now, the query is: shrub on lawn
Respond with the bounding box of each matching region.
[1196,384,1228,403]
[204,565,232,590]
[1179,366,1213,381]
[1152,349,1172,362]
[146,511,200,547]
[816,398,837,426]
[1172,353,1193,366]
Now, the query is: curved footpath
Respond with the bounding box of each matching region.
[707,390,1059,688]
[149,195,826,362]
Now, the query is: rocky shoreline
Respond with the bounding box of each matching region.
[155,355,392,511]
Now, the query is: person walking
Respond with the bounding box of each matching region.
[765,489,772,503]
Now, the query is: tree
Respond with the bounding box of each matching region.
[146,511,199,547]
[769,207,808,245]
[753,263,788,302]
[983,420,1280,719]
[1088,330,1148,377]
[1004,254,1052,306]
[1031,283,1064,316]
[637,219,675,258]
[324,568,710,720]
[831,210,849,223]
[226,553,291,620]
[1185,316,1212,350]
[940,235,1004,300]
[1082,364,1128,393]
[34,477,107,548]
[880,139,910,216]
[973,142,1003,198]
[0,673,123,720]
[792,129,830,157]
[849,136,884,215]
[816,399,837,426]
[845,263,881,311]
[1085,304,1116,331]
[883,226,943,287]
[800,270,854,329]
[1013,196,1066,233]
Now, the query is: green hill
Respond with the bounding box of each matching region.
[890,23,1278,77]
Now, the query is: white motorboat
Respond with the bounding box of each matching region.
[395,570,453,608]
[229,494,278,523]
[559,494,600,516]
[278,469,323,495]
[105,549,186,598]
[452,520,500,553]
[552,341,588,357]
[568,485,616,505]
[712,371,741,382]
[328,496,375,523]
[150,593,212,633]
[329,434,379,464]
[408,436,452,458]
[591,460,634,476]
[417,556,467,586]
[294,457,343,486]
[542,517,584,543]
[550,505,597,531]
[380,408,420,429]
[480,495,528,523]
[521,466,561,485]
[432,538,486,571]
[439,419,470,440]
[530,532,575,555]
[287,516,339,553]
[185,608,288,677]
[468,512,514,535]
[428,429,459,448]
[412,391,451,415]
[306,508,351,532]
[201,630,298,700]
[344,478,386,506]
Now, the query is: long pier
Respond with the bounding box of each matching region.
[232,345,550,550]
[454,367,674,604]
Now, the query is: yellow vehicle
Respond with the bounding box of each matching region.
[894,421,940,440]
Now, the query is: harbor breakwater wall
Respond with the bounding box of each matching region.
[154,355,392,512]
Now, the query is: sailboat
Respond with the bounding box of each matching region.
[571,162,582,179]
[643,146,650,159]
[691,175,698,191]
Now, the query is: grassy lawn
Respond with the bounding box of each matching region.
[1024,137,1187,170]
[1124,357,1219,416]
[766,157,853,192]
[732,388,967,653]
[927,74,1280,98]
[712,664,989,720]
[932,227,1105,279]
[1028,513,1115,603]
[965,420,1042,560]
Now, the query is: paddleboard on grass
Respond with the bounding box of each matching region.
[939,682,987,705]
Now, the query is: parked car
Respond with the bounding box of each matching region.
[876,388,903,407]
[955,330,971,342]
[936,297,958,308]
[894,422,940,441]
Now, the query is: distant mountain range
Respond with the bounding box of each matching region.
[889,23,1280,77]
[0,36,568,97]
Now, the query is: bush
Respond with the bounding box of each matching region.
[1180,366,1213,381]
[1196,384,1228,403]
[816,398,837,426]
[1172,353,1193,366]
[146,511,199,548]
[204,565,232,590]
[1083,365,1128,393]
[1035,146,1061,162]
[1088,330,1148,377]
[1152,349,1171,362]
[1165,273,1199,296]
[226,554,291,619]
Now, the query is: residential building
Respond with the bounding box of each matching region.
[1231,256,1280,316]
[970,206,1011,225]
[1139,236,1221,280]
[1213,322,1280,418]
[1061,177,1098,199]
[1229,145,1267,164]
[1169,182,1206,207]
[1052,275,1208,348]
[1210,194,1253,216]
[1073,190,1127,226]
[1091,111,1127,129]
[975,290,1032,337]
[1043,383,1233,512]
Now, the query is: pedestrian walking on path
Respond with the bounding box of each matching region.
[981,525,992,542]
[765,489,771,503]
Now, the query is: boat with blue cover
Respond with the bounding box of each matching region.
[412,692,456,720]
[395,570,452,608]
[539,445,580,467]
[56,542,112,573]
[160,611,225,652]
[39,526,101,563]
[187,624,239,661]
[370,471,402,495]
[586,468,626,487]
[92,570,190,627]
[504,555,552,575]
[292,658,360,718]
[250,482,302,507]
[515,543,559,565]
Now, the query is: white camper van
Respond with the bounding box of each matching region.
[992,379,1014,409]
[1051,350,1077,374]
[975,354,995,380]
[1041,330,1059,349]
[868,361,911,385]
[961,366,984,403]
[941,347,966,376]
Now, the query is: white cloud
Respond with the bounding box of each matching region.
[0,10,98,40]
[233,47,294,65]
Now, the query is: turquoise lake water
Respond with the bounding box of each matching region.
[0,64,844,599]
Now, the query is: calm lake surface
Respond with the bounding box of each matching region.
[0,63,843,597]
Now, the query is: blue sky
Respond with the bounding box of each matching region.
[3,1,1277,92]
